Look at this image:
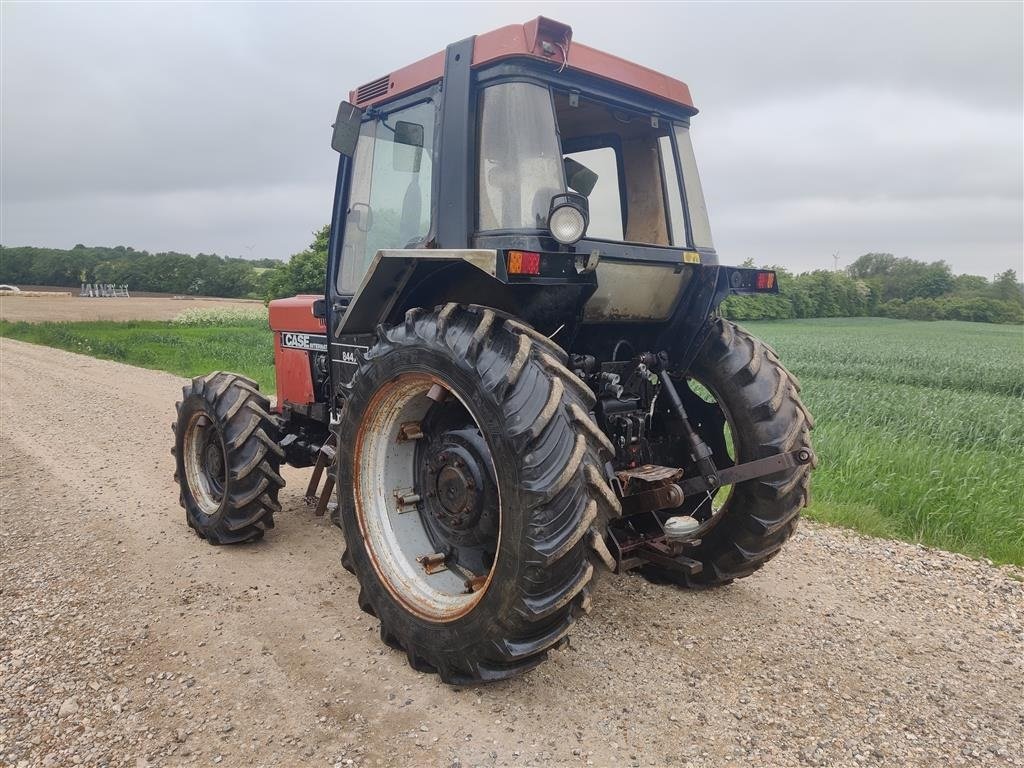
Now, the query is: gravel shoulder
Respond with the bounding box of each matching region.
[1,338,1022,768]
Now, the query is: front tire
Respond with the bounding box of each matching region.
[173,372,285,544]
[335,305,619,684]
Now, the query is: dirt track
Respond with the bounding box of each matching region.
[0,293,261,324]
[1,338,1022,768]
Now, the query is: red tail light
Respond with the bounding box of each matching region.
[507,250,541,276]
[756,271,776,291]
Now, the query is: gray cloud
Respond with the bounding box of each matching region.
[2,1,1021,276]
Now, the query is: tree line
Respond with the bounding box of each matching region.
[4,237,1020,324]
[721,254,1023,325]
[0,244,282,298]
[259,225,330,300]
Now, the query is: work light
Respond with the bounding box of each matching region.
[548,193,589,245]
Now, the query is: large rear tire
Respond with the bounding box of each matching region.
[647,319,815,587]
[335,304,619,684]
[173,372,285,544]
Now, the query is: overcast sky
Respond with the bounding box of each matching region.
[2,1,1022,276]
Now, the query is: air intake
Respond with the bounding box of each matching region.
[355,75,391,104]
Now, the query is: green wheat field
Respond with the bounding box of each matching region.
[2,315,1021,566]
[747,318,1023,566]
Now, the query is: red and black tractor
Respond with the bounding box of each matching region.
[173,17,815,684]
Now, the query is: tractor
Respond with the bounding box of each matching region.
[172,17,815,684]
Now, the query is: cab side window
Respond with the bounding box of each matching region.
[338,99,435,294]
[563,146,623,241]
[554,91,687,247]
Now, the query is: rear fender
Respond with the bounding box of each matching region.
[334,249,594,339]
[657,264,778,371]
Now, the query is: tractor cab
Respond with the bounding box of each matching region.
[324,17,761,342]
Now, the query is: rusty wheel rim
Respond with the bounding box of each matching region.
[353,373,501,623]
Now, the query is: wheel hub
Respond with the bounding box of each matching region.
[436,464,474,518]
[422,437,488,535]
[204,441,225,482]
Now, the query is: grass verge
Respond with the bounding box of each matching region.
[0,319,276,391]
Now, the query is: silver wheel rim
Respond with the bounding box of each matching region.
[183,412,226,516]
[354,373,500,622]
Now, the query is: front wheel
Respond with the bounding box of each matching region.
[335,305,619,684]
[173,372,285,544]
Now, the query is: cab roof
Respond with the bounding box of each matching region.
[349,17,695,113]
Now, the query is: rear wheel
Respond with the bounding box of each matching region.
[646,319,815,586]
[335,304,618,683]
[173,372,285,544]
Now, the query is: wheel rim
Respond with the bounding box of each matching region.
[354,373,501,622]
[183,412,227,516]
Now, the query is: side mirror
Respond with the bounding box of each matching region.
[331,101,363,156]
[563,157,599,197]
[393,120,425,173]
[394,120,424,148]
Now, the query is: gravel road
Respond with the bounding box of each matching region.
[2,338,1021,768]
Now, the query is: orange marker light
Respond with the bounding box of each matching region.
[507,250,541,275]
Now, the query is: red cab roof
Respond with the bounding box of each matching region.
[349,17,695,113]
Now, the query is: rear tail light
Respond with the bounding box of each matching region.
[507,250,541,276]
[755,271,776,291]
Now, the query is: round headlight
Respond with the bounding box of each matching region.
[549,204,587,245]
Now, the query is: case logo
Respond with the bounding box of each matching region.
[281,332,328,352]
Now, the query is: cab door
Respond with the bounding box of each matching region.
[325,92,438,403]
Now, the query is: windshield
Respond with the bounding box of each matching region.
[478,82,565,230]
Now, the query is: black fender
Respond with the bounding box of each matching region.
[334,249,595,342]
[655,264,779,371]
